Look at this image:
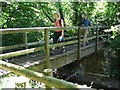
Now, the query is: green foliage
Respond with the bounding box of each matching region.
[108,36,120,79]
[105,2,120,25]
[1,2,52,46]
[2,34,23,46]
[106,25,120,79]
[70,2,96,26]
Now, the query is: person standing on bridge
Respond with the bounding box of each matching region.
[53,12,65,52]
[80,14,91,47]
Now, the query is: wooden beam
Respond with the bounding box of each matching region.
[24,32,28,49]
[0,27,78,34]
[0,40,53,51]
[49,36,98,49]
[0,60,82,89]
[44,29,50,68]
[0,44,26,51]
[49,40,78,49]
[0,27,44,34]
[0,26,108,35]
[77,27,81,60]
[0,47,44,59]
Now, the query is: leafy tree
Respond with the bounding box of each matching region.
[105,25,120,79]
[1,2,52,46]
[104,2,120,26]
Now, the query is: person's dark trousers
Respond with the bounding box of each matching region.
[53,31,62,44]
[53,31,65,52]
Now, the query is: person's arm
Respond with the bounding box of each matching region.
[88,19,91,26]
[61,19,64,36]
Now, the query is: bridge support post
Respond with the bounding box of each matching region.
[44,29,50,68]
[43,69,53,90]
[95,25,99,52]
[77,27,81,60]
[77,26,85,77]
[23,32,28,49]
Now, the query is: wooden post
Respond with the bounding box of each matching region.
[23,32,28,49]
[44,29,50,68]
[77,27,81,60]
[95,25,99,52]
[43,69,53,90]
[25,32,28,49]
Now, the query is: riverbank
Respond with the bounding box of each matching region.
[53,50,120,89]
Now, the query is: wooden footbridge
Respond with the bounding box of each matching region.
[0,26,109,76]
[0,26,109,89]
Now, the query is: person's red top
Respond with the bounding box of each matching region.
[55,19,63,32]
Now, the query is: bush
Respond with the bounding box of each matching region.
[107,35,120,79]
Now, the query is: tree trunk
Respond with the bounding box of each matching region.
[42,9,54,23]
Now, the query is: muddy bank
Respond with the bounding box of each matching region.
[54,68,120,89]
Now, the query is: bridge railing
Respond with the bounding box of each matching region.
[0,60,83,89]
[0,26,108,52]
[0,26,109,66]
[0,27,81,52]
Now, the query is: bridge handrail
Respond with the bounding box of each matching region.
[0,27,78,34]
[0,26,108,51]
[0,35,84,51]
[0,34,107,59]
[0,47,44,59]
[0,26,108,34]
[0,35,92,51]
[0,60,82,89]
[0,33,107,52]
